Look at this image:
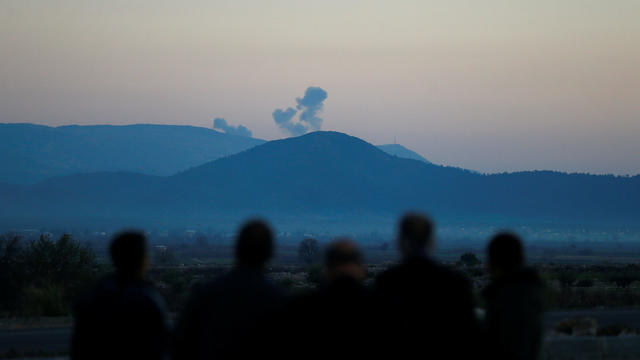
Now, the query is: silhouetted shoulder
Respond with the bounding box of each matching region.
[373,257,478,358]
[290,276,369,311]
[172,267,285,360]
[483,266,544,360]
[173,220,284,360]
[284,276,372,360]
[78,276,166,314]
[484,266,543,299]
[198,267,284,299]
[72,276,169,360]
[433,261,472,286]
[376,257,470,291]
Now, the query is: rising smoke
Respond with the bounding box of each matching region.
[213,118,252,137]
[272,87,328,136]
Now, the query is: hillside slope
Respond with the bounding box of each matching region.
[0,123,265,184]
[377,144,431,163]
[1,131,638,229]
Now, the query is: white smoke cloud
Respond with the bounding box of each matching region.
[213,118,252,137]
[273,87,328,136]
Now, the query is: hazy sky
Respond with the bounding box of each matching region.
[1,0,639,175]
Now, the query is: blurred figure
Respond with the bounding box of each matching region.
[172,220,284,360]
[71,231,169,360]
[286,239,371,359]
[484,232,544,360]
[374,213,478,358]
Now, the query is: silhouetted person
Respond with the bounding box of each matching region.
[172,220,284,360]
[71,231,169,360]
[286,239,371,359]
[483,232,544,360]
[374,213,478,358]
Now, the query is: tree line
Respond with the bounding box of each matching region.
[0,233,99,316]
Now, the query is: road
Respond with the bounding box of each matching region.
[2,309,640,355]
[0,327,70,354]
[543,308,640,331]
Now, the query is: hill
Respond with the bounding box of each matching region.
[1,131,638,230]
[377,144,431,163]
[0,123,433,184]
[0,123,265,184]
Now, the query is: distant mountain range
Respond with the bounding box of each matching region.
[0,123,264,184]
[376,144,431,163]
[1,130,638,230]
[0,123,429,184]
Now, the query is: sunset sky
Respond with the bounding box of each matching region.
[1,0,639,174]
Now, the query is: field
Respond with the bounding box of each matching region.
[3,232,640,359]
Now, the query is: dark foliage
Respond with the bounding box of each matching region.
[153,248,178,266]
[459,252,482,267]
[0,123,264,184]
[297,238,320,265]
[0,234,25,312]
[1,131,638,228]
[0,233,99,316]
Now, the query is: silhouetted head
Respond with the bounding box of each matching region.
[324,239,366,281]
[398,213,434,259]
[488,232,525,278]
[235,220,274,268]
[110,231,148,279]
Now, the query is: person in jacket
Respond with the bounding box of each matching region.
[374,213,479,358]
[71,231,169,360]
[286,239,371,359]
[172,219,284,360]
[483,232,545,360]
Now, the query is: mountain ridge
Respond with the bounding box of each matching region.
[376,144,431,163]
[2,131,638,230]
[0,123,265,184]
[1,123,435,184]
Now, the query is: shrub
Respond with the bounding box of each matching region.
[298,238,320,265]
[0,234,25,313]
[575,279,594,288]
[607,273,637,288]
[306,264,323,285]
[279,277,295,289]
[0,233,99,316]
[20,284,67,317]
[557,270,578,288]
[459,253,481,267]
[153,247,178,266]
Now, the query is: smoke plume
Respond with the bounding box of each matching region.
[213,118,252,137]
[273,87,328,136]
